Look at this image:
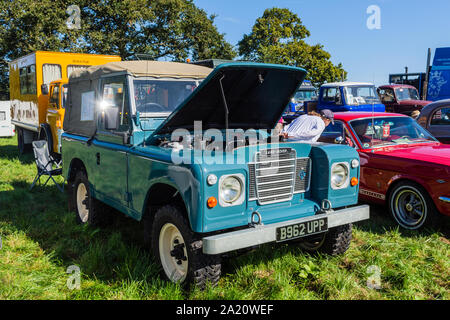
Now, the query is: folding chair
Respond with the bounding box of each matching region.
[30,140,64,192]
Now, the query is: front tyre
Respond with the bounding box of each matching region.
[297,223,352,256]
[389,182,438,230]
[151,205,221,289]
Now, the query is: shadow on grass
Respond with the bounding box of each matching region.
[0,139,35,165]
[355,202,449,238]
[0,179,163,290]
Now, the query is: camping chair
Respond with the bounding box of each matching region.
[30,140,64,192]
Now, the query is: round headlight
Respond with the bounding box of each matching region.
[219,176,243,204]
[331,163,349,188]
[207,174,218,186]
[351,159,359,168]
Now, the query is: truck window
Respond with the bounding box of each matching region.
[19,65,37,95]
[322,87,339,104]
[378,88,395,103]
[42,64,62,85]
[67,65,90,79]
[431,107,450,125]
[62,84,68,109]
[0,111,5,121]
[101,76,130,131]
[50,86,60,107]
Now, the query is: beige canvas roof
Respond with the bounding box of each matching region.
[70,60,212,81]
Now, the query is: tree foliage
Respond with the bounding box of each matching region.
[238,8,346,87]
[0,0,236,98]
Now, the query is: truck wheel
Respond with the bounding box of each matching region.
[17,128,31,154]
[297,223,352,256]
[72,170,112,226]
[151,205,221,289]
[389,181,439,230]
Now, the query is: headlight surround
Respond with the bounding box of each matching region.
[218,174,245,206]
[331,162,350,189]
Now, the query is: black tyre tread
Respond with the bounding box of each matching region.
[72,170,113,227]
[388,181,441,230]
[151,205,221,289]
[319,223,352,256]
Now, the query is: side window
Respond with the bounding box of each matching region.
[322,87,340,104]
[62,85,68,109]
[42,64,62,85]
[49,86,60,107]
[19,65,37,95]
[430,107,450,125]
[67,65,89,79]
[378,88,395,103]
[100,76,130,131]
[323,121,344,136]
[0,111,5,121]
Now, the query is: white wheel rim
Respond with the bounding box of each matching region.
[76,183,89,223]
[159,223,188,283]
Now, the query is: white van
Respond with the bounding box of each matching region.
[0,101,14,137]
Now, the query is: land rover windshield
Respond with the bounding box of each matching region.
[395,87,420,101]
[344,86,381,105]
[350,116,436,149]
[134,78,200,115]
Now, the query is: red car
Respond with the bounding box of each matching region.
[319,112,450,230]
[377,85,431,116]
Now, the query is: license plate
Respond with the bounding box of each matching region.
[276,217,328,242]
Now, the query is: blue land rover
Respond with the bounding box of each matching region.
[62,61,369,288]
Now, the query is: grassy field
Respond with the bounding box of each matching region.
[0,135,448,300]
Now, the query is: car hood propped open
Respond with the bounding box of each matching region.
[150,62,307,137]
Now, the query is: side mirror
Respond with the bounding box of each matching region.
[334,136,344,144]
[41,84,49,95]
[103,107,119,131]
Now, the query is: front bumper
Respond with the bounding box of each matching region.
[202,204,370,254]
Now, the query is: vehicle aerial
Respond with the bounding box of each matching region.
[305,82,385,113]
[287,80,317,112]
[417,99,450,144]
[0,101,14,137]
[319,112,450,230]
[377,84,431,116]
[9,51,121,155]
[62,61,369,288]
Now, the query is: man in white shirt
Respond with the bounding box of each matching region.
[282,109,334,142]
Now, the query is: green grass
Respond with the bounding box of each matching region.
[0,135,449,300]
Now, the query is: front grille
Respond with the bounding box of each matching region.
[248,148,311,205]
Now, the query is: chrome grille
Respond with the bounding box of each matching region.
[249,148,311,204]
[249,148,298,204]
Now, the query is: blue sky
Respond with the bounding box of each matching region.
[193,0,450,86]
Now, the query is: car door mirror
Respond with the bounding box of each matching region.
[103,107,119,131]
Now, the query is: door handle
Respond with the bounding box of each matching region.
[96,152,100,165]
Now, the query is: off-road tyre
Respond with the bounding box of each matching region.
[297,223,352,256]
[150,205,221,289]
[71,170,112,227]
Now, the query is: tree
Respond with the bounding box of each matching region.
[0,0,236,98]
[238,8,346,87]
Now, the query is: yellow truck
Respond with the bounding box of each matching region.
[9,51,121,155]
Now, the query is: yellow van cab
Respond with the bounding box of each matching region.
[9,51,121,155]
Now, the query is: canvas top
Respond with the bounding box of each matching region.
[69,60,213,81]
